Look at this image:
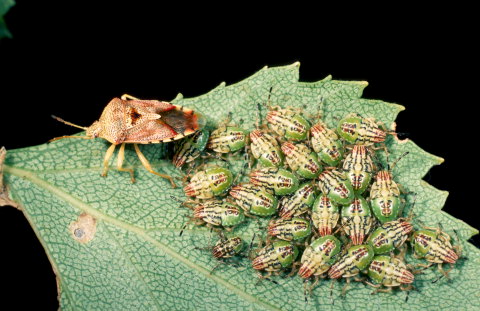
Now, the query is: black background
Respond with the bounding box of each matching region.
[0,2,478,310]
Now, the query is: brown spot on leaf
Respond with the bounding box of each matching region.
[69,213,96,243]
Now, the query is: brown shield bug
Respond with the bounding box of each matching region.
[50,94,206,187]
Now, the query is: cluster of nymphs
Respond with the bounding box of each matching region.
[173,103,461,300]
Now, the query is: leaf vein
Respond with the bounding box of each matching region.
[5,165,282,311]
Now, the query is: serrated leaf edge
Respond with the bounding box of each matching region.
[3,63,480,311]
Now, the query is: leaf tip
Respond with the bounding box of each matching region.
[388,103,406,112]
[357,80,369,87]
[323,75,333,81]
[438,188,449,198]
[471,227,480,237]
[420,180,449,196]
[396,137,445,167]
[174,93,184,100]
[421,145,445,165]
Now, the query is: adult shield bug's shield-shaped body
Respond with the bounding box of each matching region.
[50,94,206,187]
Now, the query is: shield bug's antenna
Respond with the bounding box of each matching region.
[179,222,188,237]
[389,151,409,171]
[233,162,249,185]
[406,192,418,220]
[49,115,92,142]
[51,115,88,131]
[372,155,385,172]
[266,86,273,108]
[247,233,257,256]
[170,195,184,204]
[255,103,262,129]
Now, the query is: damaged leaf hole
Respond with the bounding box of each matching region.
[69,213,96,243]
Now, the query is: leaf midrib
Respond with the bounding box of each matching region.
[3,159,177,175]
[4,164,281,311]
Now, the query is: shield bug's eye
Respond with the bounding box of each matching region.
[86,121,101,138]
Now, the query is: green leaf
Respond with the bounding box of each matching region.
[0,0,15,39]
[2,63,479,311]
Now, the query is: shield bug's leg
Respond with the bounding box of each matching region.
[101,144,117,178]
[133,144,177,188]
[287,261,301,277]
[404,192,418,220]
[401,284,415,292]
[437,263,452,279]
[353,275,365,283]
[377,120,401,138]
[210,260,227,275]
[243,144,255,169]
[248,235,263,260]
[401,284,414,302]
[364,280,381,290]
[243,233,257,260]
[254,272,267,285]
[233,162,249,185]
[303,279,310,303]
[116,143,135,183]
[330,279,338,305]
[437,226,454,244]
[397,183,414,196]
[179,212,201,236]
[395,243,408,260]
[373,287,393,294]
[120,94,140,100]
[341,277,351,297]
[245,148,252,170]
[371,143,389,155]
[310,276,321,293]
[422,225,443,236]
[408,264,424,276]
[181,163,198,186]
[221,112,233,128]
[415,262,433,271]
[49,135,93,142]
[202,152,228,163]
[432,268,446,283]
[452,230,464,259]
[333,220,349,235]
[194,243,213,252]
